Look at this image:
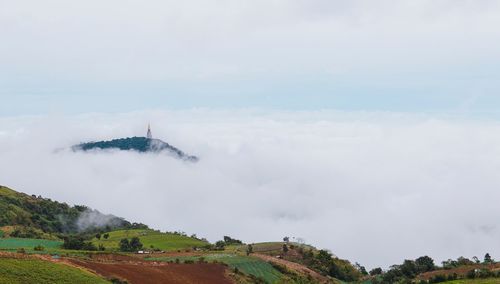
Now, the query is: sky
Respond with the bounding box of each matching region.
[1,0,500,269]
[1,0,500,115]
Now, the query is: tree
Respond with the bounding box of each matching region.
[119,238,130,252]
[103,233,109,239]
[355,262,368,275]
[282,244,289,254]
[62,236,97,251]
[415,256,435,273]
[129,237,143,251]
[369,267,383,276]
[400,259,417,278]
[484,253,493,264]
[283,236,290,243]
[223,236,242,245]
[95,233,101,240]
[457,256,474,266]
[442,259,458,269]
[215,240,225,250]
[473,256,480,264]
[317,250,332,263]
[246,244,253,256]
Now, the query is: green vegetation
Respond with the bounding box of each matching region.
[0,238,62,250]
[74,136,198,161]
[62,236,97,251]
[92,229,208,251]
[227,242,315,254]
[119,237,143,252]
[0,258,110,284]
[147,254,283,283]
[0,185,130,235]
[369,254,500,284]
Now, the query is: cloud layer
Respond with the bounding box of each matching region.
[0,109,499,268]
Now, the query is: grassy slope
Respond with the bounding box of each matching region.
[93,229,208,251]
[147,253,283,283]
[227,242,316,254]
[0,258,110,284]
[0,238,62,250]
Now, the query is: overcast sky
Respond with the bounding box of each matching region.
[1,0,500,269]
[1,0,500,114]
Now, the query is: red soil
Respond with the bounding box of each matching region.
[68,259,233,284]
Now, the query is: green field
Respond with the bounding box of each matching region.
[147,253,283,283]
[0,238,62,250]
[93,229,208,251]
[0,258,110,284]
[227,242,315,254]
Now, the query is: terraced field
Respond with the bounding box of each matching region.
[0,238,62,250]
[147,253,283,283]
[92,229,208,251]
[0,258,109,284]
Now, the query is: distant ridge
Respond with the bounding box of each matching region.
[72,137,199,162]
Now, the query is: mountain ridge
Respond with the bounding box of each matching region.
[0,185,140,236]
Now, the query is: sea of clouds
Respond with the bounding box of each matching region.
[0,109,499,268]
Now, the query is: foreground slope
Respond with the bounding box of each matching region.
[0,185,359,283]
[0,185,129,235]
[0,255,109,284]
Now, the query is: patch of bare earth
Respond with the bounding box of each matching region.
[253,253,329,283]
[67,258,234,284]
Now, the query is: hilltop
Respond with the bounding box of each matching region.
[0,185,138,237]
[72,137,198,161]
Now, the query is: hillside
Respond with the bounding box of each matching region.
[73,136,198,161]
[0,185,133,236]
[91,229,209,251]
[0,256,110,284]
[0,185,363,283]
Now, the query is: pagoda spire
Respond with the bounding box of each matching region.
[147,123,152,139]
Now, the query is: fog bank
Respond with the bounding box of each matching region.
[0,109,499,268]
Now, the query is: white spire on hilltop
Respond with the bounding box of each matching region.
[147,123,152,139]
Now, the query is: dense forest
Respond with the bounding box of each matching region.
[0,185,138,237]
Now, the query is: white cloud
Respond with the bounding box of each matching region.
[0,109,499,268]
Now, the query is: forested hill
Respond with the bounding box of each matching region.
[0,185,141,236]
[72,136,198,161]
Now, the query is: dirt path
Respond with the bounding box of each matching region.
[253,253,329,283]
[68,259,234,284]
